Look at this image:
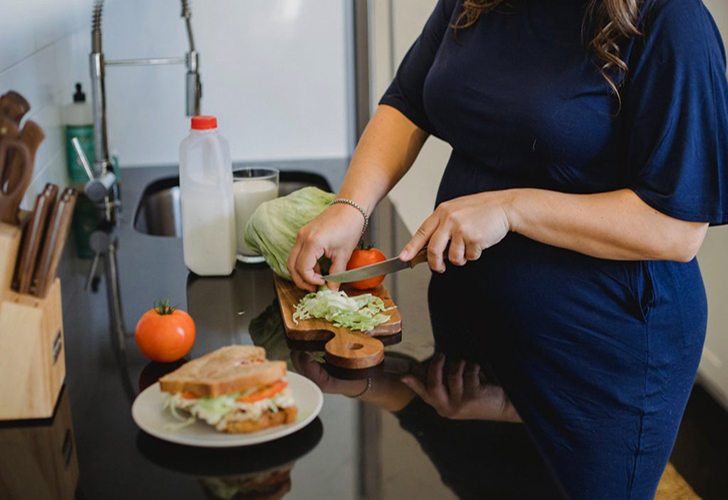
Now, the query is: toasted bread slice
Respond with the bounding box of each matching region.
[222,406,298,433]
[159,345,287,398]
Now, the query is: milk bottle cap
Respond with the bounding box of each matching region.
[191,115,218,130]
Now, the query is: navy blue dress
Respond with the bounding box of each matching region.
[380,0,728,498]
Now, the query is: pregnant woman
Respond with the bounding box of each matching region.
[288,0,728,497]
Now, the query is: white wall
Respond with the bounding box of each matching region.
[102,0,353,166]
[696,0,728,408]
[0,0,95,210]
[0,0,353,210]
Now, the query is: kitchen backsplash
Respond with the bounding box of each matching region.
[1,0,354,211]
[0,0,95,211]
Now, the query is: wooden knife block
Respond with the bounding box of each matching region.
[0,222,66,420]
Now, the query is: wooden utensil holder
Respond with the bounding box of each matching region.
[0,222,66,420]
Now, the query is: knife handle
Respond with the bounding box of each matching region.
[0,138,32,225]
[0,91,30,126]
[33,188,78,298]
[408,247,429,268]
[5,121,44,193]
[16,184,58,294]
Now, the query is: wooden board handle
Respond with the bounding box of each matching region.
[324,330,384,369]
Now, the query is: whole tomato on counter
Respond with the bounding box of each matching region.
[346,246,387,290]
[135,300,196,362]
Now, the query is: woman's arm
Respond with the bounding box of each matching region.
[401,187,709,272]
[288,105,429,291]
[508,188,708,262]
[338,105,430,215]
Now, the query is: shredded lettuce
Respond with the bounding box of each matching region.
[292,287,392,332]
[164,392,241,427]
[191,394,240,424]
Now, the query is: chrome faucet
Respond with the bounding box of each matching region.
[89,0,202,218]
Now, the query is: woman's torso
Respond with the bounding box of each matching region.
[418,0,707,330]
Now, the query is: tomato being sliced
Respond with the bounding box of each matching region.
[236,380,288,403]
[346,247,387,290]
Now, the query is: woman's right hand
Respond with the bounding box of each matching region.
[287,203,365,292]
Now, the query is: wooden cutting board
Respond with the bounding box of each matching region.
[273,275,402,369]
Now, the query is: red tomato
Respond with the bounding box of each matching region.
[236,380,288,403]
[135,300,196,363]
[346,247,387,290]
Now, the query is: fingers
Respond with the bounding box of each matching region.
[464,362,480,392]
[400,213,439,261]
[294,238,326,292]
[465,243,483,262]
[427,353,447,400]
[447,360,466,403]
[427,228,450,273]
[325,250,350,292]
[448,235,466,266]
[400,375,427,400]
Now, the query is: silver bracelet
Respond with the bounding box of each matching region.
[351,377,372,398]
[330,198,369,237]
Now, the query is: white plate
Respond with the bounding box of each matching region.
[131,372,323,448]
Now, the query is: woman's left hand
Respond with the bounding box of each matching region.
[399,191,513,272]
[401,353,521,422]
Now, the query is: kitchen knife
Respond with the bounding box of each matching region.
[33,188,78,298]
[323,247,429,284]
[0,120,44,224]
[0,116,19,141]
[0,137,32,225]
[0,91,30,126]
[16,183,59,294]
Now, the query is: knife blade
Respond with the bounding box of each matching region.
[33,188,78,298]
[323,247,429,284]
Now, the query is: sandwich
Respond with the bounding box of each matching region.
[199,464,294,500]
[160,345,298,433]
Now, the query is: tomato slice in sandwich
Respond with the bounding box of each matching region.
[236,380,288,404]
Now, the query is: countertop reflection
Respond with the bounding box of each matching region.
[5,162,563,500]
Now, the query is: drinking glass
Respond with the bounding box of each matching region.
[233,167,279,263]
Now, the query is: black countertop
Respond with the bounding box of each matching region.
[0,162,563,500]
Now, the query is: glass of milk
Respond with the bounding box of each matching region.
[233,167,279,263]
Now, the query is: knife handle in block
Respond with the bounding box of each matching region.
[2,121,44,224]
[16,184,58,294]
[0,91,30,126]
[33,188,78,298]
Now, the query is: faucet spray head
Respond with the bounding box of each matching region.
[181,0,201,116]
[92,0,104,53]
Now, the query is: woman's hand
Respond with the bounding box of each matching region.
[399,191,514,272]
[401,353,521,422]
[287,204,365,292]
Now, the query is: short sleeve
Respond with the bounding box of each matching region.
[625,0,728,225]
[379,0,458,136]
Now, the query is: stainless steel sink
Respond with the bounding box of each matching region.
[134,171,332,237]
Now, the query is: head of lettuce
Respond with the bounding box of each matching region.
[243,187,336,281]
